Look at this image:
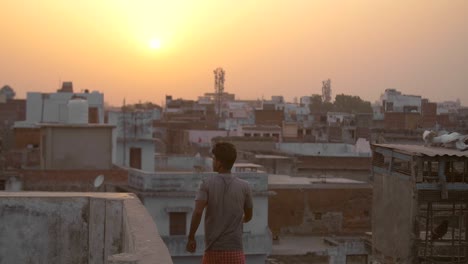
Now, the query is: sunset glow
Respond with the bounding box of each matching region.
[149,39,162,50]
[0,1,467,106]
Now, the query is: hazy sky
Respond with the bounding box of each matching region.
[1,0,467,106]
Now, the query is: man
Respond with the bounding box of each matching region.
[186,142,253,264]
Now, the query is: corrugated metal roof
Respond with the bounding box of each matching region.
[373,144,468,158]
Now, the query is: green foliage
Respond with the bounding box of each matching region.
[122,101,161,112]
[0,85,15,100]
[308,93,372,114]
[309,94,326,113]
[334,94,372,113]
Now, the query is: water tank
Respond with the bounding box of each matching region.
[68,98,89,124]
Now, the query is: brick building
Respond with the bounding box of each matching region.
[255,109,284,127]
[0,99,26,149]
[268,174,372,237]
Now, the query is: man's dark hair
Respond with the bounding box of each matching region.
[212,142,237,170]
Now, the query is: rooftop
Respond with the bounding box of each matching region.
[39,123,115,128]
[0,192,172,264]
[254,154,292,159]
[373,143,468,158]
[268,174,370,189]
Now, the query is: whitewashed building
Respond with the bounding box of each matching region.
[437,99,461,114]
[380,88,421,113]
[125,169,272,264]
[15,85,104,127]
[108,109,162,171]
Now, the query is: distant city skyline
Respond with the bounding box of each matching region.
[1,0,467,106]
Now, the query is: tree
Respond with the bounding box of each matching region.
[0,85,15,100]
[333,94,372,113]
[309,94,334,113]
[309,94,323,113]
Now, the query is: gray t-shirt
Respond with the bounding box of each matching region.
[195,173,253,251]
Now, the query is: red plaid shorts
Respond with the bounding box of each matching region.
[202,250,245,264]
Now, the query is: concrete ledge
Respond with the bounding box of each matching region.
[115,195,173,264]
[0,192,172,264]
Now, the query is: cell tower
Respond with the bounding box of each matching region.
[322,78,332,103]
[213,67,225,118]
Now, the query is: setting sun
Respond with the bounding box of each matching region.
[149,38,162,49]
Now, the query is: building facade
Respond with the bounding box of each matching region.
[372,144,468,263]
[125,169,272,264]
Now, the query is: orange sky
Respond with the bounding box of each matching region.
[1,0,467,106]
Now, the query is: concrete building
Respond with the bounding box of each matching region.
[380,88,422,113]
[12,85,106,167]
[276,142,371,157]
[0,168,128,192]
[155,154,211,172]
[421,99,438,129]
[240,125,282,142]
[282,122,299,139]
[18,85,104,126]
[327,112,355,126]
[251,154,295,175]
[268,174,372,238]
[383,112,421,130]
[0,192,172,264]
[223,101,255,131]
[437,99,461,115]
[40,124,114,170]
[122,169,272,264]
[255,109,284,127]
[108,110,160,171]
[212,136,277,153]
[283,103,310,122]
[371,144,468,263]
[0,98,26,150]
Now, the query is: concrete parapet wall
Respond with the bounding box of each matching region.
[276,143,370,157]
[128,169,268,192]
[372,172,417,263]
[110,196,172,264]
[17,169,128,192]
[0,192,172,264]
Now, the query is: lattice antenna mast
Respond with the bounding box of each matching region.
[213,67,225,118]
[322,78,332,103]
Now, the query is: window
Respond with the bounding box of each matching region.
[314,212,322,220]
[89,107,99,123]
[129,147,142,169]
[169,212,187,235]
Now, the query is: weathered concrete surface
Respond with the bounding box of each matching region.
[0,192,172,264]
[372,173,417,262]
[116,197,173,264]
[325,237,368,264]
[40,125,114,170]
[0,196,89,264]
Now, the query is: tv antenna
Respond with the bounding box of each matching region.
[213,67,225,119]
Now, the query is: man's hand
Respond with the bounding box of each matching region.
[186,237,197,253]
[187,200,206,253]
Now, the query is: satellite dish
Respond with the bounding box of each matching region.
[94,175,105,188]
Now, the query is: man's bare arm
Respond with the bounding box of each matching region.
[188,200,207,239]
